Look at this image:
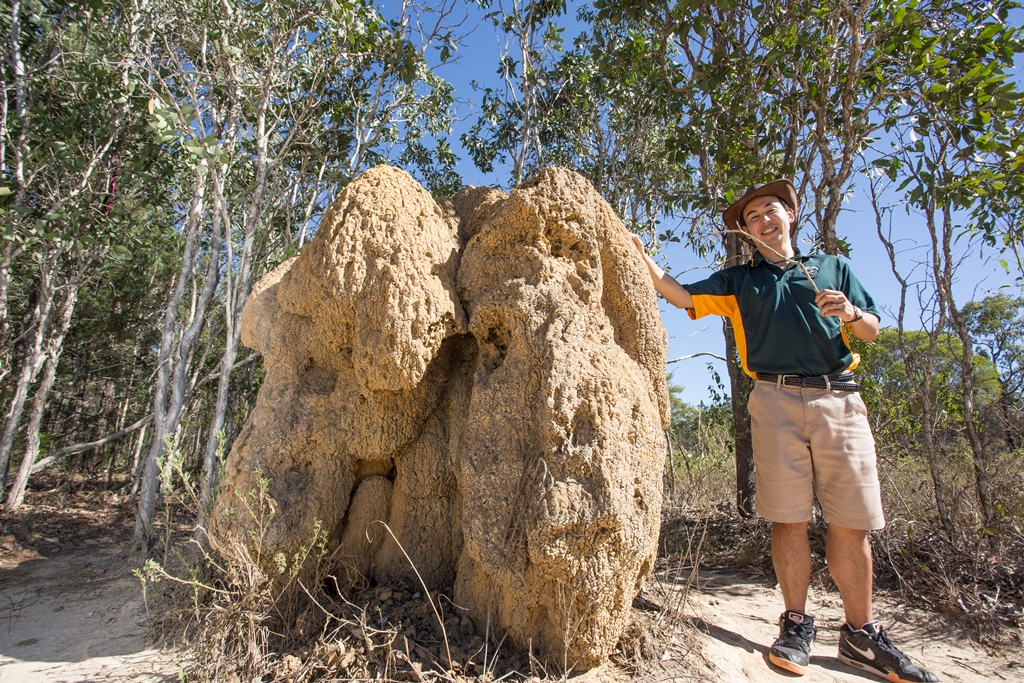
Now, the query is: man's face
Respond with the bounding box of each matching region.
[741,195,795,252]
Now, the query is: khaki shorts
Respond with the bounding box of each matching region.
[748,381,885,530]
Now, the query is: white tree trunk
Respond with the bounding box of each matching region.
[0,252,59,491]
[134,178,209,543]
[5,282,79,511]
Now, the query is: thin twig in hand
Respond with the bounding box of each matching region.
[703,229,822,294]
[667,352,727,365]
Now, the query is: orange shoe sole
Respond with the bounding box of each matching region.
[768,652,808,676]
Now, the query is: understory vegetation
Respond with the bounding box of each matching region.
[1,0,1024,679]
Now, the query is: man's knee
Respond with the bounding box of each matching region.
[773,521,809,537]
[827,523,868,542]
[771,521,810,554]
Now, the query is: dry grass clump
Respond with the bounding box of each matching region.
[140,467,502,682]
[873,448,1024,644]
[615,506,722,680]
[140,460,699,682]
[660,510,773,574]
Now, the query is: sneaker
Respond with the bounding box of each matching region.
[838,621,939,683]
[768,610,816,675]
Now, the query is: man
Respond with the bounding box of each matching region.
[630,179,938,683]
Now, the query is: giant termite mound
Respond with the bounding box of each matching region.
[211,165,670,670]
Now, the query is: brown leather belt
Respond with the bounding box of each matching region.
[755,371,863,392]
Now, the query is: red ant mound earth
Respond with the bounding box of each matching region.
[211,164,670,671]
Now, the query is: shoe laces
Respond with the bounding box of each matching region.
[871,626,910,664]
[782,618,816,643]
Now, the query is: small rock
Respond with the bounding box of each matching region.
[378,587,393,602]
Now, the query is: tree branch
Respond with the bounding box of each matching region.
[31,413,153,474]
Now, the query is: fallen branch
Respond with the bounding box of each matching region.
[31,413,154,474]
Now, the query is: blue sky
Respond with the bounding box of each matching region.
[424,1,1022,405]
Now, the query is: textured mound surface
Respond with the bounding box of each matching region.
[212,165,669,670]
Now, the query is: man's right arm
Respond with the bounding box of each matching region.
[629,234,693,310]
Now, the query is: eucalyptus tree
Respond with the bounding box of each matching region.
[583,0,799,515]
[961,295,1024,449]
[0,0,157,500]
[462,0,570,186]
[129,0,466,544]
[869,174,960,535]
[866,1,1022,531]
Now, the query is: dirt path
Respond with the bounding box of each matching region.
[642,568,1023,683]
[1,544,1020,682]
[0,545,179,682]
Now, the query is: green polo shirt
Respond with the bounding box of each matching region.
[683,249,880,377]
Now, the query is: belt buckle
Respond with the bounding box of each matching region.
[781,374,801,388]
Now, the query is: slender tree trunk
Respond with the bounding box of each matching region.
[918,382,955,537]
[724,320,755,517]
[937,205,996,526]
[123,423,147,499]
[873,178,955,537]
[135,178,209,544]
[137,220,221,543]
[5,283,79,511]
[0,243,22,369]
[199,56,265,517]
[723,230,755,517]
[665,431,676,500]
[0,252,58,490]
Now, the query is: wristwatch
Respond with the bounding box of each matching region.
[847,306,863,324]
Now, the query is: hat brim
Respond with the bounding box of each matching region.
[723,179,799,232]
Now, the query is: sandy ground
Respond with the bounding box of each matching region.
[0,546,180,683]
[638,568,1024,683]
[0,545,1020,682]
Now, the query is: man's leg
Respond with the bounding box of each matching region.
[749,384,819,674]
[771,521,812,612]
[826,524,873,628]
[768,521,817,675]
[831,525,940,681]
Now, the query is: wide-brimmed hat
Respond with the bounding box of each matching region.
[722,179,799,230]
